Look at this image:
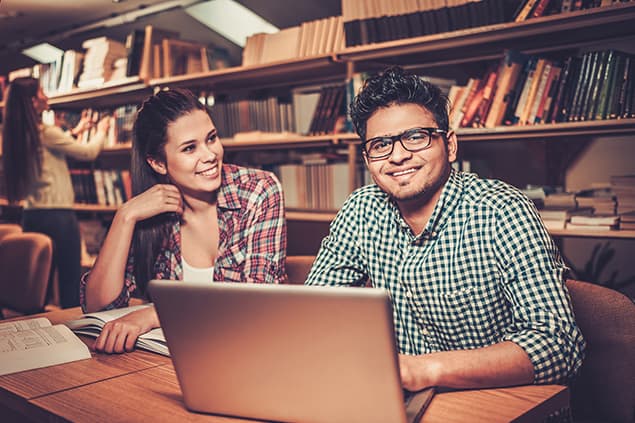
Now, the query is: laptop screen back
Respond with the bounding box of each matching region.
[148,280,407,423]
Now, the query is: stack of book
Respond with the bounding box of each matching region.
[575,186,617,215]
[567,214,619,231]
[539,207,593,230]
[611,174,635,215]
[620,211,635,230]
[77,37,128,89]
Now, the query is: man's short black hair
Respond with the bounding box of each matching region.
[349,66,450,141]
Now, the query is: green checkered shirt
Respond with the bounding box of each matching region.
[306,170,585,384]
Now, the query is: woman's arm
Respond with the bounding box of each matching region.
[242,173,287,283]
[84,184,184,312]
[43,116,110,161]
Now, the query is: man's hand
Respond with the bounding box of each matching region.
[93,306,159,354]
[399,353,441,391]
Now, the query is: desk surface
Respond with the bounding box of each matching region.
[1,308,569,423]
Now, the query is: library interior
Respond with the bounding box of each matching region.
[0,1,634,422]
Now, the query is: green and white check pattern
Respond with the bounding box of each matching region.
[306,170,585,384]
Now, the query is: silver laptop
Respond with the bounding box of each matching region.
[148,280,431,423]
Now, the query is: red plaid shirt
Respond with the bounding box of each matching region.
[80,163,287,311]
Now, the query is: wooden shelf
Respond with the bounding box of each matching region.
[456,119,635,141]
[549,228,635,239]
[222,133,358,150]
[73,204,118,213]
[150,55,346,92]
[286,210,336,222]
[337,3,635,68]
[47,76,152,109]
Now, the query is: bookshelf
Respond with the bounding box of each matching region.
[337,3,635,66]
[46,76,151,109]
[4,3,635,251]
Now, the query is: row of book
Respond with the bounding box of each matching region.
[448,48,635,129]
[6,25,230,96]
[55,104,137,147]
[275,160,351,211]
[513,0,630,22]
[242,15,345,66]
[205,84,347,139]
[342,0,515,47]
[70,169,132,207]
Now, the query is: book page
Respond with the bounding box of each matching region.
[65,303,153,332]
[0,317,52,334]
[65,304,168,356]
[0,324,91,376]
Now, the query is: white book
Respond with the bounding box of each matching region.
[0,318,91,376]
[64,303,169,356]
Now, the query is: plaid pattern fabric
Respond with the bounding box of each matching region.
[80,163,287,311]
[306,170,585,384]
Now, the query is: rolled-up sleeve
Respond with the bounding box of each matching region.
[494,196,585,384]
[79,252,136,312]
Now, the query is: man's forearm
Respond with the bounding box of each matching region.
[399,341,535,391]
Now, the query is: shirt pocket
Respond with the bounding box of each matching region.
[419,284,506,351]
[419,287,472,351]
[216,244,246,281]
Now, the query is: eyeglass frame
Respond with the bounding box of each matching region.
[360,127,449,160]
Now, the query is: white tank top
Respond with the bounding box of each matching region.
[182,257,214,284]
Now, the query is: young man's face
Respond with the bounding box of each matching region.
[364,103,457,205]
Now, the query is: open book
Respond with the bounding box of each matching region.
[64,304,169,356]
[0,318,91,376]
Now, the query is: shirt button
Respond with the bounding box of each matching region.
[420,327,429,336]
[406,290,413,298]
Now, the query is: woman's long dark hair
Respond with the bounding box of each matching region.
[131,88,210,294]
[2,77,42,203]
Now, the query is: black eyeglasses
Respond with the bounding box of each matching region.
[362,127,447,159]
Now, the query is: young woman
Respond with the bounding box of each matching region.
[2,77,110,308]
[81,88,287,354]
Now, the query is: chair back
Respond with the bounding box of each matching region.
[566,279,635,423]
[0,223,21,241]
[0,232,53,317]
[284,255,315,285]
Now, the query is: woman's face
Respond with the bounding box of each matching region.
[150,109,224,199]
[31,86,48,114]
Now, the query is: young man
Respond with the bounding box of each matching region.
[305,67,585,392]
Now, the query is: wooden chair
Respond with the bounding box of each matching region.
[0,232,53,318]
[0,223,22,241]
[284,255,315,285]
[566,279,635,423]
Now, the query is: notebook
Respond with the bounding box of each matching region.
[148,280,434,423]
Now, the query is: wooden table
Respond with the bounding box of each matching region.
[1,308,569,422]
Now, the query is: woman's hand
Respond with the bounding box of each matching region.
[71,110,93,137]
[119,184,184,224]
[93,306,159,354]
[96,115,110,133]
